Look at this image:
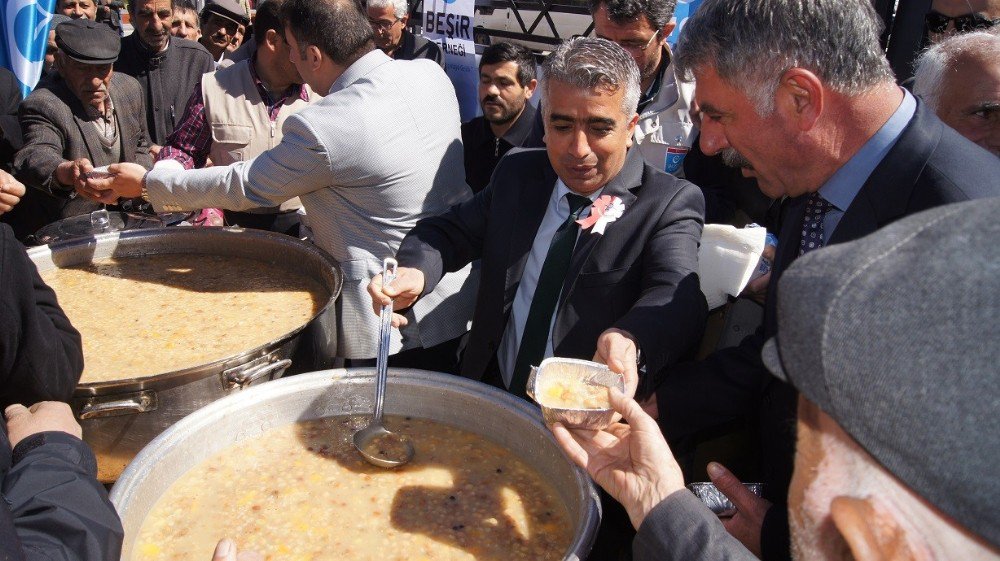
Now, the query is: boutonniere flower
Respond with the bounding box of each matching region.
[576,195,626,235]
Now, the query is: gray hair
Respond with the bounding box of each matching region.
[542,37,641,117]
[367,0,408,19]
[676,0,895,115]
[913,29,1000,111]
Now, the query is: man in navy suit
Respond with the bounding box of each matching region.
[368,37,708,402]
[649,1,1000,559]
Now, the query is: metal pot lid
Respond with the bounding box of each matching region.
[33,210,192,245]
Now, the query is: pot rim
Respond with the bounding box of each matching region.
[110,368,602,560]
[28,227,343,396]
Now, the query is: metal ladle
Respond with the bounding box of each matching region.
[353,258,415,468]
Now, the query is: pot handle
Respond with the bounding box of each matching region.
[223,358,292,390]
[79,391,157,420]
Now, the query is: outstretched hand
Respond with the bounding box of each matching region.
[366,267,425,327]
[549,389,684,530]
[593,328,639,399]
[708,461,772,558]
[81,162,148,204]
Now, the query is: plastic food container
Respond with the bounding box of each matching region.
[526,357,624,430]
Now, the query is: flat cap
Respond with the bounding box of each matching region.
[202,0,251,25]
[762,198,1000,548]
[55,19,120,65]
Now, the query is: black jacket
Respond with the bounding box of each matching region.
[397,147,707,384]
[656,101,1000,560]
[0,223,82,408]
[1,425,123,560]
[0,67,23,168]
[115,34,215,145]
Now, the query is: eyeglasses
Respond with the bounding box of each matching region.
[615,29,660,52]
[925,10,999,34]
[368,17,400,32]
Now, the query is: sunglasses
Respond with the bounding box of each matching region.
[925,10,999,34]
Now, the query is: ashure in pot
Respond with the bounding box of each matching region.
[28,227,343,481]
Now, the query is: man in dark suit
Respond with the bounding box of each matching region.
[368,37,707,402]
[12,19,153,238]
[648,1,1000,559]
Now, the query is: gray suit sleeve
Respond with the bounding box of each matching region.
[634,491,757,561]
[144,113,332,211]
[13,94,70,195]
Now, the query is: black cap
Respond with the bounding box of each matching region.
[202,0,251,25]
[55,19,120,65]
[762,197,1000,548]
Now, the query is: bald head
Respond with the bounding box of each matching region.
[914,30,1000,156]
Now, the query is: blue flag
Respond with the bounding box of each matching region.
[0,0,58,97]
[668,0,702,48]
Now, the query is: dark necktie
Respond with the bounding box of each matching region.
[799,192,835,256]
[509,192,592,398]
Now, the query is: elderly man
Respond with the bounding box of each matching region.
[926,0,1000,43]
[554,198,1000,561]
[370,37,706,407]
[86,0,476,368]
[172,0,202,41]
[199,0,249,63]
[913,30,1000,157]
[12,19,152,236]
[158,0,311,234]
[116,0,215,151]
[461,42,537,193]
[647,0,1000,558]
[56,0,98,20]
[367,0,444,67]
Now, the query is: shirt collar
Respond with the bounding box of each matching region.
[482,102,537,146]
[818,89,917,212]
[248,51,310,103]
[553,178,603,216]
[638,46,671,111]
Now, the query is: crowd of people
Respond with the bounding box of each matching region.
[1,0,998,559]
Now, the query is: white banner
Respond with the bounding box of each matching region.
[422,0,479,121]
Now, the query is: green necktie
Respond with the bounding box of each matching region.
[509,192,592,398]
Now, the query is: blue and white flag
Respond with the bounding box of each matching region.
[668,0,702,48]
[0,0,57,97]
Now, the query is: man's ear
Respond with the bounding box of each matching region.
[776,67,823,132]
[829,496,930,561]
[524,78,538,98]
[265,28,279,49]
[400,13,410,26]
[660,21,676,43]
[625,113,639,148]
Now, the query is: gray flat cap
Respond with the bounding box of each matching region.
[763,197,1000,548]
[202,0,250,25]
[55,19,120,64]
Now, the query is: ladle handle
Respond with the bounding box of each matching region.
[374,258,398,423]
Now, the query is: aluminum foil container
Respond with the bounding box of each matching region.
[526,357,624,430]
[687,482,764,517]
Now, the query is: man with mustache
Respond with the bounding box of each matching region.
[116,0,215,154]
[12,19,153,235]
[157,0,314,234]
[647,1,1000,559]
[461,42,537,193]
[199,0,250,64]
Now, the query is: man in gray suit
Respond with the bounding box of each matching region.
[13,19,153,236]
[87,0,476,367]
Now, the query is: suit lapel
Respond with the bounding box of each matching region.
[502,158,559,313]
[830,103,939,245]
[559,149,643,306]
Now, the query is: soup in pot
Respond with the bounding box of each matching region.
[133,415,572,561]
[41,254,328,383]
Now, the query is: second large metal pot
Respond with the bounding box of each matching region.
[110,368,602,560]
[27,227,343,481]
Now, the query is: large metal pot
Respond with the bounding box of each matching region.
[110,368,601,560]
[27,227,343,482]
